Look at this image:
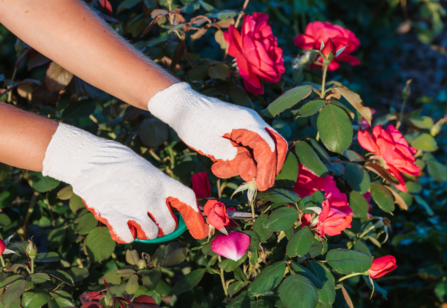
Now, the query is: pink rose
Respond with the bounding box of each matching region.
[0,239,4,255]
[358,125,421,192]
[191,172,211,199]
[224,13,285,95]
[294,21,360,71]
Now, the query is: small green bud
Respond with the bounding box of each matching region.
[137,259,146,270]
[26,241,38,258]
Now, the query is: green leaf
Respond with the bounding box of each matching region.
[141,269,162,291]
[291,263,323,289]
[343,150,364,162]
[126,249,140,265]
[307,261,335,304]
[310,139,332,165]
[228,281,249,298]
[85,227,116,262]
[26,273,50,284]
[248,262,286,296]
[254,214,273,242]
[286,227,313,257]
[344,163,370,193]
[29,172,60,193]
[0,275,24,289]
[279,275,319,308]
[138,118,169,148]
[317,104,353,154]
[435,280,447,302]
[35,252,60,262]
[207,63,231,80]
[229,84,254,109]
[258,189,300,203]
[219,253,247,272]
[326,249,372,274]
[57,186,73,200]
[370,183,395,213]
[188,65,208,81]
[1,280,26,307]
[296,100,326,117]
[101,271,121,285]
[333,87,371,125]
[45,270,74,286]
[116,269,136,277]
[349,191,369,218]
[275,152,299,189]
[262,85,312,117]
[414,195,434,216]
[411,133,438,152]
[22,289,51,308]
[0,213,11,227]
[47,227,66,250]
[243,230,260,253]
[45,62,73,93]
[75,213,98,235]
[264,207,299,231]
[152,242,186,267]
[426,160,447,182]
[66,267,89,283]
[126,274,140,294]
[69,194,85,213]
[295,141,328,177]
[62,99,96,119]
[172,269,206,295]
[308,237,324,258]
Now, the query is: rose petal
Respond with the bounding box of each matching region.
[211,231,250,261]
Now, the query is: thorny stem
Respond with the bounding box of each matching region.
[30,259,35,274]
[224,0,249,61]
[250,199,255,219]
[19,191,38,240]
[217,256,229,297]
[217,179,222,199]
[7,67,18,103]
[0,255,5,267]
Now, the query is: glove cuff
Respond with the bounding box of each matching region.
[147,82,195,125]
[42,123,107,184]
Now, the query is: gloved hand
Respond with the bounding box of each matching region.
[148,83,288,191]
[42,123,209,243]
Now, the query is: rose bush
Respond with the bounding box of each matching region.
[1,0,447,308]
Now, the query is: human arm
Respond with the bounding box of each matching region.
[0,102,209,242]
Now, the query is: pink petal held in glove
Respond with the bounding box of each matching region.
[211,231,250,261]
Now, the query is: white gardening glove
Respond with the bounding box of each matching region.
[42,123,208,243]
[148,83,288,191]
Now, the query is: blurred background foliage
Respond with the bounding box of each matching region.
[1,0,447,307]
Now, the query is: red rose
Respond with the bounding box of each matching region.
[224,13,285,95]
[301,199,352,237]
[0,239,5,255]
[368,255,397,279]
[204,200,231,229]
[294,21,360,70]
[191,172,211,199]
[318,199,353,236]
[358,125,421,192]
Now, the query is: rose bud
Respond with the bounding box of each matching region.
[203,200,231,229]
[368,255,397,279]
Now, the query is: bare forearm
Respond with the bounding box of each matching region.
[0,0,177,110]
[0,102,58,172]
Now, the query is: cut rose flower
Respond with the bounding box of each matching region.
[224,13,285,95]
[203,200,232,229]
[368,255,397,279]
[358,125,421,192]
[211,231,250,261]
[192,172,211,199]
[294,21,360,71]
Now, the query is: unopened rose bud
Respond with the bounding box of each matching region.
[402,79,412,100]
[137,259,146,270]
[321,38,336,61]
[26,241,38,258]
